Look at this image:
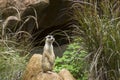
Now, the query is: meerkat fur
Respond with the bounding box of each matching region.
[42,35,55,72]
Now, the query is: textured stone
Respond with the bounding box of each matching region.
[59,69,76,80]
[22,54,76,80]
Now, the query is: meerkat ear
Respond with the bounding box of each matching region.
[45,36,47,39]
[45,35,49,39]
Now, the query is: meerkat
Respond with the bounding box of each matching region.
[42,35,55,72]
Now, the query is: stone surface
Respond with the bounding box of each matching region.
[22,54,76,80]
[0,0,49,10]
[59,69,76,80]
[22,54,43,80]
[34,72,63,80]
[0,0,7,8]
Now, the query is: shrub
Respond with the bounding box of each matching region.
[0,46,28,80]
[54,39,88,80]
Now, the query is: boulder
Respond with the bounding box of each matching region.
[59,69,76,80]
[1,0,49,20]
[22,54,43,80]
[0,0,49,10]
[22,53,76,80]
[0,0,7,8]
[32,72,63,80]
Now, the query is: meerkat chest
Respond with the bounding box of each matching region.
[51,52,55,59]
[46,50,55,58]
[44,44,55,58]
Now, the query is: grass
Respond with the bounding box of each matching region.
[0,44,28,80]
[73,0,120,80]
[0,7,31,79]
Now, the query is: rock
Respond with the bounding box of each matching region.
[22,54,43,80]
[22,54,76,80]
[0,0,49,10]
[22,54,62,80]
[1,0,49,19]
[33,72,63,80]
[0,0,7,8]
[59,69,76,80]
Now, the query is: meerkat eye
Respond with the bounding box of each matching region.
[47,36,51,39]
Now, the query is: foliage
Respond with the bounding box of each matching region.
[54,39,88,80]
[0,45,28,80]
[73,0,120,80]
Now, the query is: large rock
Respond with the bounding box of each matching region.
[22,54,43,80]
[59,69,76,80]
[1,0,49,19]
[32,72,63,80]
[0,0,49,10]
[0,0,7,8]
[22,54,76,80]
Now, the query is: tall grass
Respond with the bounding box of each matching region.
[73,0,120,80]
[0,6,31,80]
[0,44,28,80]
[0,6,38,53]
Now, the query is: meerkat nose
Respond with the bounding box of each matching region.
[52,38,55,41]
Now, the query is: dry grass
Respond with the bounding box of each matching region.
[73,0,120,80]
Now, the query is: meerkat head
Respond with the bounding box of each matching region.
[45,35,55,43]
